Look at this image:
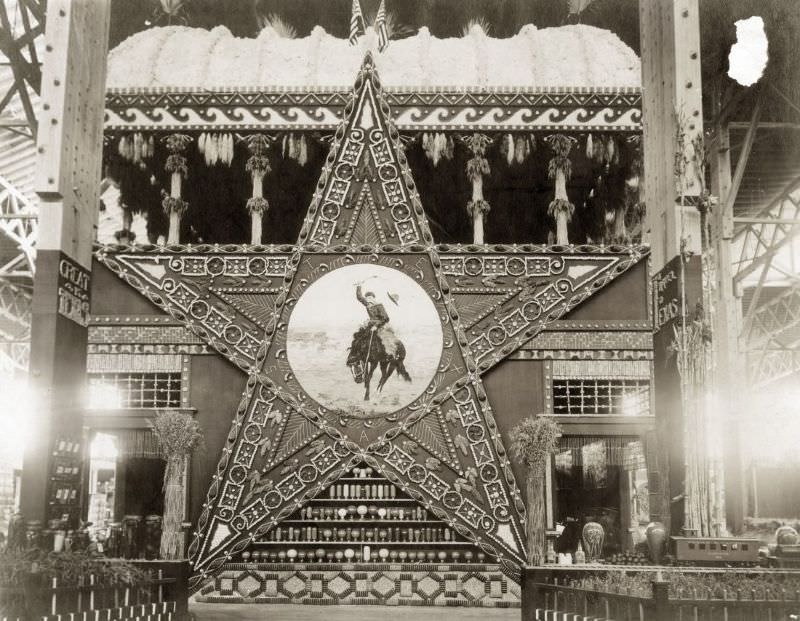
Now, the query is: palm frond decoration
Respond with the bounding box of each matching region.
[461,17,492,37]
[257,12,298,39]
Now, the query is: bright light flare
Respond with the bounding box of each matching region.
[0,375,35,467]
[88,381,122,410]
[728,16,768,87]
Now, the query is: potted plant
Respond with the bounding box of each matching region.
[150,411,203,559]
[509,415,561,564]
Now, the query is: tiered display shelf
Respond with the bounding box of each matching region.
[240,465,486,565]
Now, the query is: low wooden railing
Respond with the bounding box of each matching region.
[0,560,189,621]
[523,566,800,621]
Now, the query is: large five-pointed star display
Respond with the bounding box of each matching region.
[97,54,648,589]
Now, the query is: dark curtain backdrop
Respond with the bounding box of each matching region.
[106,132,634,245]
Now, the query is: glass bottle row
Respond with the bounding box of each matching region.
[262,525,453,543]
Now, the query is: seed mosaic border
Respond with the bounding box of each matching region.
[195,563,520,608]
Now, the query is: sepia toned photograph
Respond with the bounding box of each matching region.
[0,1,798,620]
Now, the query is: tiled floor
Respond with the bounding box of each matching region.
[190,602,520,620]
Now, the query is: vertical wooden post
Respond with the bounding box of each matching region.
[640,0,704,271]
[163,134,191,245]
[640,0,706,537]
[652,577,672,621]
[244,134,271,245]
[463,133,491,245]
[708,93,762,534]
[521,567,546,621]
[22,0,110,528]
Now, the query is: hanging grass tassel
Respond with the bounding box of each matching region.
[586,133,593,160]
[592,134,604,164]
[467,198,491,218]
[514,135,529,165]
[247,196,269,215]
[298,134,308,166]
[161,195,188,217]
[605,135,616,169]
[503,133,514,166]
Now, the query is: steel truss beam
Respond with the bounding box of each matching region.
[0,279,30,372]
[749,348,800,388]
[745,284,800,349]
[0,173,36,372]
[733,176,800,284]
[0,0,44,141]
[0,174,36,280]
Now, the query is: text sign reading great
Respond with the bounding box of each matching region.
[57,253,91,327]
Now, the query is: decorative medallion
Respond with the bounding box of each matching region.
[287,263,443,417]
[96,53,649,590]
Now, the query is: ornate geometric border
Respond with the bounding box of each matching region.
[105,88,642,132]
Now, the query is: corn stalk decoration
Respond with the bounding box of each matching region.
[546,134,575,245]
[150,411,204,559]
[461,133,492,244]
[162,133,192,244]
[669,109,725,537]
[242,134,275,245]
[509,416,562,564]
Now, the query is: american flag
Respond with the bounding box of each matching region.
[376,0,389,52]
[349,0,365,46]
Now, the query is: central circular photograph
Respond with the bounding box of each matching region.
[287,264,444,417]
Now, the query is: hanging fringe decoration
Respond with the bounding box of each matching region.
[591,133,604,164]
[198,133,235,167]
[586,134,593,160]
[422,132,455,167]
[279,133,311,166]
[514,135,530,165]
[604,135,616,168]
[500,134,534,166]
[298,134,308,166]
[117,133,154,164]
[501,133,513,166]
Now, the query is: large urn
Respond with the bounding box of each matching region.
[645,521,667,564]
[582,522,605,561]
[776,526,799,545]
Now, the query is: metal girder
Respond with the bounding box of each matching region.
[0,0,44,141]
[749,348,800,388]
[0,279,30,372]
[0,173,36,373]
[733,176,800,283]
[745,284,800,349]
[0,174,36,280]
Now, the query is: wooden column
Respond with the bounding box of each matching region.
[463,133,491,245]
[640,0,704,271]
[163,134,191,245]
[244,134,272,245]
[23,0,110,527]
[707,92,762,533]
[640,0,705,536]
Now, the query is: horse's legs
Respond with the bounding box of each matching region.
[364,360,377,400]
[377,361,395,392]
